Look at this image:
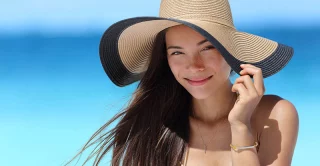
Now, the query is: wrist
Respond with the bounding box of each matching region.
[229,120,250,128]
[230,123,255,148]
[230,122,252,133]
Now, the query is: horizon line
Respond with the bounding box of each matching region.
[0,21,319,36]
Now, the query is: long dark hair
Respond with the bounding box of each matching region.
[66,29,192,166]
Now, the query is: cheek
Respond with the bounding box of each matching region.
[218,56,231,74]
[167,57,187,76]
[203,52,228,71]
[202,53,220,69]
[215,60,231,78]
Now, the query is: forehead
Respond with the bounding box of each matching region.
[165,25,206,44]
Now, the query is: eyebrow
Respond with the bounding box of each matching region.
[166,39,209,50]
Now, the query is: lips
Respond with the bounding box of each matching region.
[185,76,213,86]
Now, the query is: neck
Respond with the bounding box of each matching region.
[191,80,236,125]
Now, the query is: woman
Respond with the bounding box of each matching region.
[67,0,299,165]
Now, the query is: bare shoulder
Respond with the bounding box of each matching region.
[253,94,299,124]
[252,94,299,165]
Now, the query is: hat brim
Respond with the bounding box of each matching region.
[99,17,294,87]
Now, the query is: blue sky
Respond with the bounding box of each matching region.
[0,0,319,33]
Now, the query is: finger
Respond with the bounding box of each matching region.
[234,75,257,95]
[240,65,265,95]
[231,83,249,99]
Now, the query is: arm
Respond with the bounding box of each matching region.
[229,64,299,166]
[230,99,299,166]
[258,99,299,166]
[230,122,260,166]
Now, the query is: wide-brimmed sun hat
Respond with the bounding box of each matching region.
[99,0,294,87]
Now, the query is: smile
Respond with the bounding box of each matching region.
[185,76,213,86]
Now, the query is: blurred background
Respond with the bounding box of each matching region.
[1,0,319,165]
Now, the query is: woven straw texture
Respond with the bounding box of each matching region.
[99,0,294,86]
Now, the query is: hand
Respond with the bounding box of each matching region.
[228,64,265,126]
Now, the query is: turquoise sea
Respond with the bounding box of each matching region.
[0,26,319,165]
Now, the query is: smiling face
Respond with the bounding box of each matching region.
[165,25,232,99]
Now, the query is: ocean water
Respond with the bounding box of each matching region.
[0,26,319,166]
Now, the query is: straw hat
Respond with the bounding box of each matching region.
[99,0,294,87]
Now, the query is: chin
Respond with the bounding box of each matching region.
[187,90,213,100]
[178,78,215,100]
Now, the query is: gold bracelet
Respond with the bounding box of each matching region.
[230,142,259,152]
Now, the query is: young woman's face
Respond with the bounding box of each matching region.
[165,25,231,99]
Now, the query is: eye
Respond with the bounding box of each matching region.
[202,45,215,51]
[170,51,183,55]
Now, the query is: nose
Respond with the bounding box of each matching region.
[188,54,205,72]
